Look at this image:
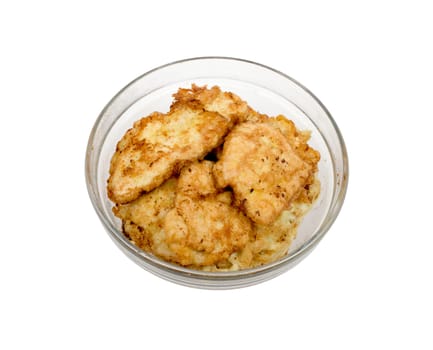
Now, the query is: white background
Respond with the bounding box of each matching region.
[1,1,432,349]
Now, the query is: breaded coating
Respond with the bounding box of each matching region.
[177,160,217,198]
[122,220,177,262]
[214,122,311,225]
[108,85,322,271]
[113,178,177,228]
[267,116,321,203]
[164,196,252,267]
[113,178,177,251]
[249,176,320,266]
[107,103,233,204]
[200,176,321,272]
[172,84,267,124]
[116,161,253,268]
[163,161,252,267]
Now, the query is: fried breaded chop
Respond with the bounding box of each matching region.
[107,103,234,204]
[112,178,177,252]
[267,116,321,203]
[163,161,252,267]
[195,175,321,272]
[249,176,320,267]
[176,160,217,198]
[172,84,267,124]
[114,161,253,268]
[164,196,252,267]
[214,122,311,225]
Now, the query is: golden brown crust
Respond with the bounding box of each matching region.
[164,196,252,267]
[267,116,321,203]
[113,178,177,226]
[107,103,232,204]
[113,178,177,252]
[108,85,321,271]
[200,176,321,271]
[163,161,252,267]
[213,122,312,225]
[172,84,268,123]
[116,162,253,269]
[177,160,217,199]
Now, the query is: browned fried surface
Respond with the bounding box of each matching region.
[163,161,252,267]
[164,196,252,267]
[213,122,312,225]
[113,178,177,253]
[176,160,217,198]
[115,162,253,268]
[107,103,232,204]
[267,116,321,204]
[108,85,321,271]
[172,84,267,123]
[200,176,321,271]
[249,176,320,267]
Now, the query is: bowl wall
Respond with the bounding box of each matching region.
[86,57,348,289]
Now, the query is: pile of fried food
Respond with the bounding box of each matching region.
[107,85,320,271]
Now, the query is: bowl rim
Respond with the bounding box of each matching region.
[85,56,349,280]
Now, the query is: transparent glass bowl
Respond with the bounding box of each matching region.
[85,57,348,289]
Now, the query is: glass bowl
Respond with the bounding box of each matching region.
[85,57,348,289]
